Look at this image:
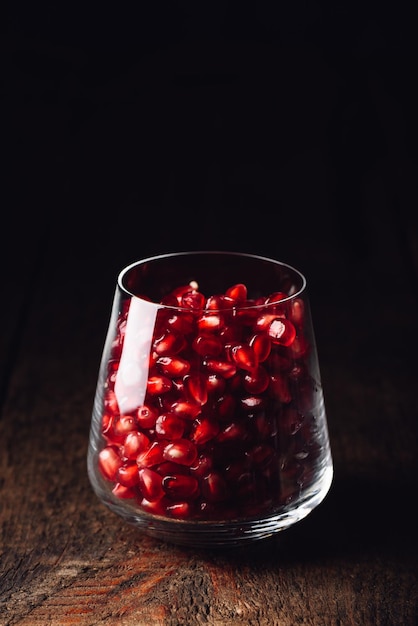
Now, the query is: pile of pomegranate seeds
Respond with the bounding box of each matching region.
[98,281,320,521]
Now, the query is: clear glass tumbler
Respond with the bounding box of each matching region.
[88,251,333,547]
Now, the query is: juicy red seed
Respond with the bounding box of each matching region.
[136,404,159,429]
[167,312,195,334]
[104,389,119,413]
[155,413,185,439]
[265,291,288,304]
[111,415,137,440]
[255,313,280,332]
[230,344,258,371]
[192,333,223,357]
[225,283,248,301]
[190,416,220,445]
[155,461,189,476]
[281,407,304,435]
[122,431,150,460]
[166,502,194,518]
[138,468,164,501]
[243,365,270,394]
[98,446,122,481]
[197,313,224,332]
[169,400,202,420]
[240,395,265,411]
[246,444,275,467]
[289,335,309,358]
[205,359,237,378]
[117,463,139,487]
[206,373,226,396]
[190,453,213,477]
[217,421,248,443]
[153,329,186,355]
[163,439,198,466]
[147,375,172,395]
[140,497,167,515]
[157,356,190,377]
[162,474,200,499]
[249,333,271,362]
[201,472,229,502]
[216,394,237,420]
[112,483,136,499]
[268,318,296,347]
[269,374,292,403]
[136,441,165,468]
[219,324,242,342]
[181,290,206,310]
[184,374,208,406]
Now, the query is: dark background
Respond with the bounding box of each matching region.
[2,2,417,288]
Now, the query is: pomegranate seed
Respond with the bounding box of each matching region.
[136,404,159,429]
[201,472,229,502]
[157,355,190,377]
[268,318,296,347]
[205,373,226,396]
[104,389,119,413]
[243,365,270,394]
[138,468,164,501]
[184,373,208,406]
[197,313,224,332]
[169,400,202,420]
[289,335,309,358]
[163,439,198,466]
[111,415,137,441]
[269,374,292,403]
[192,333,223,357]
[98,446,122,481]
[153,329,186,355]
[140,497,167,515]
[155,413,185,439]
[117,462,139,487]
[205,359,237,378]
[167,312,195,334]
[265,291,287,304]
[225,283,247,301]
[249,333,271,362]
[162,474,200,499]
[289,298,305,326]
[136,441,165,468]
[122,431,151,459]
[216,394,237,421]
[217,421,248,443]
[181,290,206,310]
[230,344,258,371]
[190,416,220,445]
[112,483,136,499]
[147,375,172,395]
[166,502,194,518]
[190,453,213,477]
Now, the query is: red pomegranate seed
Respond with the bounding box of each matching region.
[217,421,248,443]
[216,394,237,421]
[289,335,309,358]
[147,375,172,395]
[136,441,165,468]
[111,415,137,441]
[266,291,288,304]
[205,358,237,378]
[268,318,296,347]
[201,471,229,502]
[167,312,195,334]
[205,373,226,396]
[117,462,139,487]
[112,483,136,499]
[155,461,189,476]
[246,444,275,467]
[162,474,200,499]
[163,439,198,466]
[184,373,208,406]
[157,355,190,377]
[230,344,258,371]
[281,407,304,435]
[155,413,185,439]
[240,395,265,411]
[243,365,270,394]
[138,468,164,501]
[166,502,194,518]
[190,453,213,477]
[181,290,206,310]
[153,329,186,355]
[190,416,220,445]
[169,400,202,420]
[98,446,122,481]
[136,404,159,429]
[140,497,167,515]
[249,333,271,362]
[289,298,305,326]
[269,374,292,403]
[197,313,224,332]
[122,431,150,460]
[192,333,223,357]
[104,389,119,413]
[255,312,281,332]
[225,283,247,301]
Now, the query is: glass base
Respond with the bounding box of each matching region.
[89,461,333,549]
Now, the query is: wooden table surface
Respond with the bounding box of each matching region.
[1,8,418,625]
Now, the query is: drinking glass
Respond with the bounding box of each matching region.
[87,251,333,547]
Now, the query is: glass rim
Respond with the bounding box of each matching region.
[117,250,307,310]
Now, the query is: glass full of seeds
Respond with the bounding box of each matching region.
[88,251,333,547]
